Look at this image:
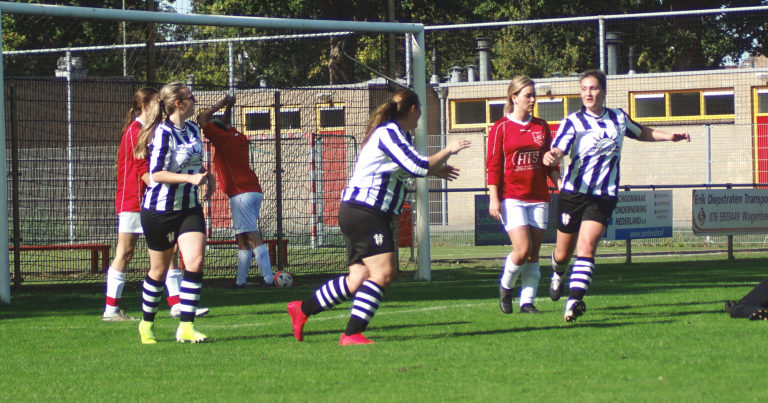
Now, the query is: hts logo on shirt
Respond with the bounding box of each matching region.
[512,149,541,171]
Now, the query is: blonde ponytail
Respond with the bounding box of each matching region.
[133,81,187,159]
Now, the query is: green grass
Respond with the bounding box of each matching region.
[2,253,768,402]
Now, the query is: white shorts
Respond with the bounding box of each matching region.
[118,212,143,234]
[500,199,548,231]
[230,192,263,234]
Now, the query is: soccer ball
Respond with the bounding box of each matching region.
[274,271,293,287]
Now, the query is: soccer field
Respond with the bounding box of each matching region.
[2,253,767,402]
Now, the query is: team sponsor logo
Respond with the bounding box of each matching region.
[532,132,544,146]
[373,233,384,246]
[561,213,571,226]
[587,131,619,157]
[697,207,706,226]
[511,149,541,171]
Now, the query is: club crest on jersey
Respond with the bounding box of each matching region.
[561,213,571,226]
[167,231,175,243]
[532,132,544,146]
[587,131,619,157]
[373,233,384,246]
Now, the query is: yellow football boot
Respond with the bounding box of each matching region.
[176,322,207,343]
[139,320,157,345]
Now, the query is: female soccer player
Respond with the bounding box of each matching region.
[486,76,561,315]
[134,81,216,344]
[198,95,274,288]
[104,87,209,322]
[287,89,470,345]
[543,69,689,322]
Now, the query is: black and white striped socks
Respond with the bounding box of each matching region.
[141,276,165,322]
[345,280,385,336]
[301,276,351,317]
[568,257,594,301]
[179,271,203,322]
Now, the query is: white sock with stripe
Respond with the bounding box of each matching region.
[519,261,541,306]
[236,249,252,285]
[345,280,385,335]
[500,253,524,291]
[165,268,182,307]
[104,268,125,315]
[254,244,274,284]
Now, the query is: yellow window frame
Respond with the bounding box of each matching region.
[533,95,582,125]
[752,87,768,181]
[630,89,735,123]
[316,102,346,131]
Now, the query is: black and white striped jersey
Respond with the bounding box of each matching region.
[341,121,429,215]
[552,107,643,198]
[142,119,205,212]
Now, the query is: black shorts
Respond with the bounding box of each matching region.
[556,190,618,233]
[140,207,205,251]
[338,202,395,265]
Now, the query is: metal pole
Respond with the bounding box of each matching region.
[10,86,21,291]
[387,0,396,87]
[626,238,632,264]
[434,86,448,226]
[706,124,712,244]
[598,18,606,72]
[66,51,75,243]
[309,133,318,248]
[274,91,284,271]
[228,41,234,95]
[122,0,126,76]
[0,11,12,304]
[412,30,430,281]
[727,183,734,260]
[316,137,324,247]
[405,33,412,88]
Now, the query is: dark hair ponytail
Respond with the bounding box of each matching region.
[362,89,420,147]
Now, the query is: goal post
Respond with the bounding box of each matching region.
[0,2,432,302]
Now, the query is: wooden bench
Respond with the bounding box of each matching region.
[9,244,111,273]
[180,239,289,270]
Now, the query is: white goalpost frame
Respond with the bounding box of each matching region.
[0,2,432,303]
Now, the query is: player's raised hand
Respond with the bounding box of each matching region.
[433,165,460,181]
[188,173,208,186]
[448,139,471,154]
[670,132,690,142]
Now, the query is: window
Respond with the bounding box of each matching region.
[631,89,735,122]
[533,95,582,124]
[489,100,505,123]
[242,106,302,135]
[757,89,768,114]
[453,100,487,126]
[243,108,271,134]
[318,105,345,129]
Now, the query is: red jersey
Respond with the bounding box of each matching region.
[486,115,554,203]
[115,119,149,214]
[202,122,262,197]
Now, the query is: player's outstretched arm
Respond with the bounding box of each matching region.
[638,127,690,142]
[198,95,234,127]
[426,139,471,175]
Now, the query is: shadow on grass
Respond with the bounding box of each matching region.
[378,319,677,341]
[212,321,472,342]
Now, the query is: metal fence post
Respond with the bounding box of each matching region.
[9,86,21,291]
[0,11,11,304]
[598,17,606,72]
[66,51,75,244]
[705,124,712,244]
[228,40,234,95]
[274,91,284,271]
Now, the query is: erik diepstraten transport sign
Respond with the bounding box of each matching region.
[692,189,768,235]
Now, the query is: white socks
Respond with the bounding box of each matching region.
[237,249,253,285]
[104,269,125,315]
[519,262,541,306]
[500,253,524,290]
[166,268,182,305]
[255,244,274,284]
